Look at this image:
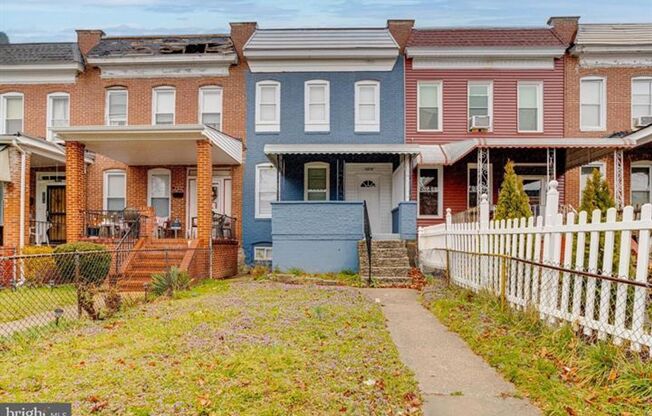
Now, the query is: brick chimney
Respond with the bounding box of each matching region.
[230,22,258,61]
[387,19,415,53]
[547,16,580,46]
[76,29,104,56]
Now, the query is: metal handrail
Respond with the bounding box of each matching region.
[362,201,372,286]
[113,210,142,272]
[212,213,237,241]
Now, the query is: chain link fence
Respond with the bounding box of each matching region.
[0,246,214,343]
[439,248,652,354]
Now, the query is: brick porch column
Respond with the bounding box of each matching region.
[196,139,212,246]
[66,141,86,242]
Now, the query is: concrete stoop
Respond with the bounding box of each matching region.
[358,239,413,284]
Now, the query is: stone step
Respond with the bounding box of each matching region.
[367,266,411,278]
[358,240,407,249]
[362,248,412,258]
[370,276,412,285]
[360,257,410,268]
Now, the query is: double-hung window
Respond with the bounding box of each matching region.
[104,170,127,212]
[106,89,128,126]
[152,87,175,125]
[355,80,380,132]
[148,168,171,218]
[632,78,652,124]
[417,81,442,131]
[255,81,280,132]
[46,92,70,141]
[580,78,605,131]
[418,167,443,218]
[631,162,652,207]
[304,162,329,201]
[255,163,277,218]
[579,162,606,198]
[468,81,492,129]
[1,93,23,134]
[518,81,543,132]
[199,86,223,130]
[304,80,329,132]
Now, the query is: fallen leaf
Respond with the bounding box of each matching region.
[564,406,577,416]
[608,368,618,382]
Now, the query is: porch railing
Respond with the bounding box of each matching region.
[29,220,52,246]
[362,201,372,286]
[82,209,142,240]
[212,213,237,241]
[114,211,142,272]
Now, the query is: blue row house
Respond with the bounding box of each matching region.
[242,20,420,279]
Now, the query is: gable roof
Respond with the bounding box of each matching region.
[0,42,82,65]
[407,27,566,48]
[87,34,235,59]
[575,23,652,46]
[244,28,399,52]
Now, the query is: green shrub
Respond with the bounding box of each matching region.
[53,242,111,285]
[21,245,57,285]
[151,267,190,297]
[250,264,270,279]
[494,160,533,221]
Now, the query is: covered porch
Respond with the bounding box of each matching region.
[55,125,243,247]
[264,144,419,273]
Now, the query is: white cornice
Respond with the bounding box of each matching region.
[0,63,83,84]
[247,57,398,73]
[412,57,555,70]
[244,48,398,59]
[406,46,565,59]
[87,54,237,65]
[88,54,237,79]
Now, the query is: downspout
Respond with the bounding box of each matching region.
[12,139,26,250]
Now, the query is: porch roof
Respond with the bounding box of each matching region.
[264,143,421,166]
[0,133,86,167]
[53,124,243,166]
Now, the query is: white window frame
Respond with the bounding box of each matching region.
[103,169,127,211]
[579,162,606,199]
[46,92,70,142]
[630,160,652,206]
[304,162,330,201]
[417,165,444,219]
[255,163,277,219]
[0,92,24,134]
[304,80,330,132]
[517,81,544,133]
[147,168,171,219]
[580,77,606,132]
[354,80,380,132]
[255,80,281,133]
[151,86,176,125]
[631,77,652,127]
[467,163,493,208]
[417,81,443,132]
[105,88,128,126]
[467,81,493,131]
[198,86,223,130]
[254,246,273,261]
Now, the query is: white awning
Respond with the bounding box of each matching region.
[54,124,242,166]
[264,143,421,165]
[0,133,76,168]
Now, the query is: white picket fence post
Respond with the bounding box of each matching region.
[540,180,560,320]
[479,194,489,288]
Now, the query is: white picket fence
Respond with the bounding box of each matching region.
[418,181,652,353]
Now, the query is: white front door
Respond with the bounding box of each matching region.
[345,163,392,235]
[186,172,232,237]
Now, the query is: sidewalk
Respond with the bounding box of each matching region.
[362,288,541,416]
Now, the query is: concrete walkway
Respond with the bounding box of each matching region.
[362,288,540,416]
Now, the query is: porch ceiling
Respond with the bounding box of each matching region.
[53,124,242,166]
[0,133,70,167]
[264,143,421,166]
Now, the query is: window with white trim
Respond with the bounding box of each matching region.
[468,81,492,128]
[148,168,171,218]
[304,162,329,201]
[1,93,24,134]
[580,78,605,131]
[254,246,273,262]
[152,87,175,125]
[418,167,443,217]
[632,78,652,122]
[199,86,223,130]
[518,81,543,132]
[580,162,606,197]
[46,92,69,141]
[103,170,126,212]
[355,80,380,132]
[255,163,277,218]
[417,81,442,131]
[106,88,127,126]
[631,162,652,207]
[255,81,280,132]
[304,80,330,132]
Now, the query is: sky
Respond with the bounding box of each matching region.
[1,0,651,43]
